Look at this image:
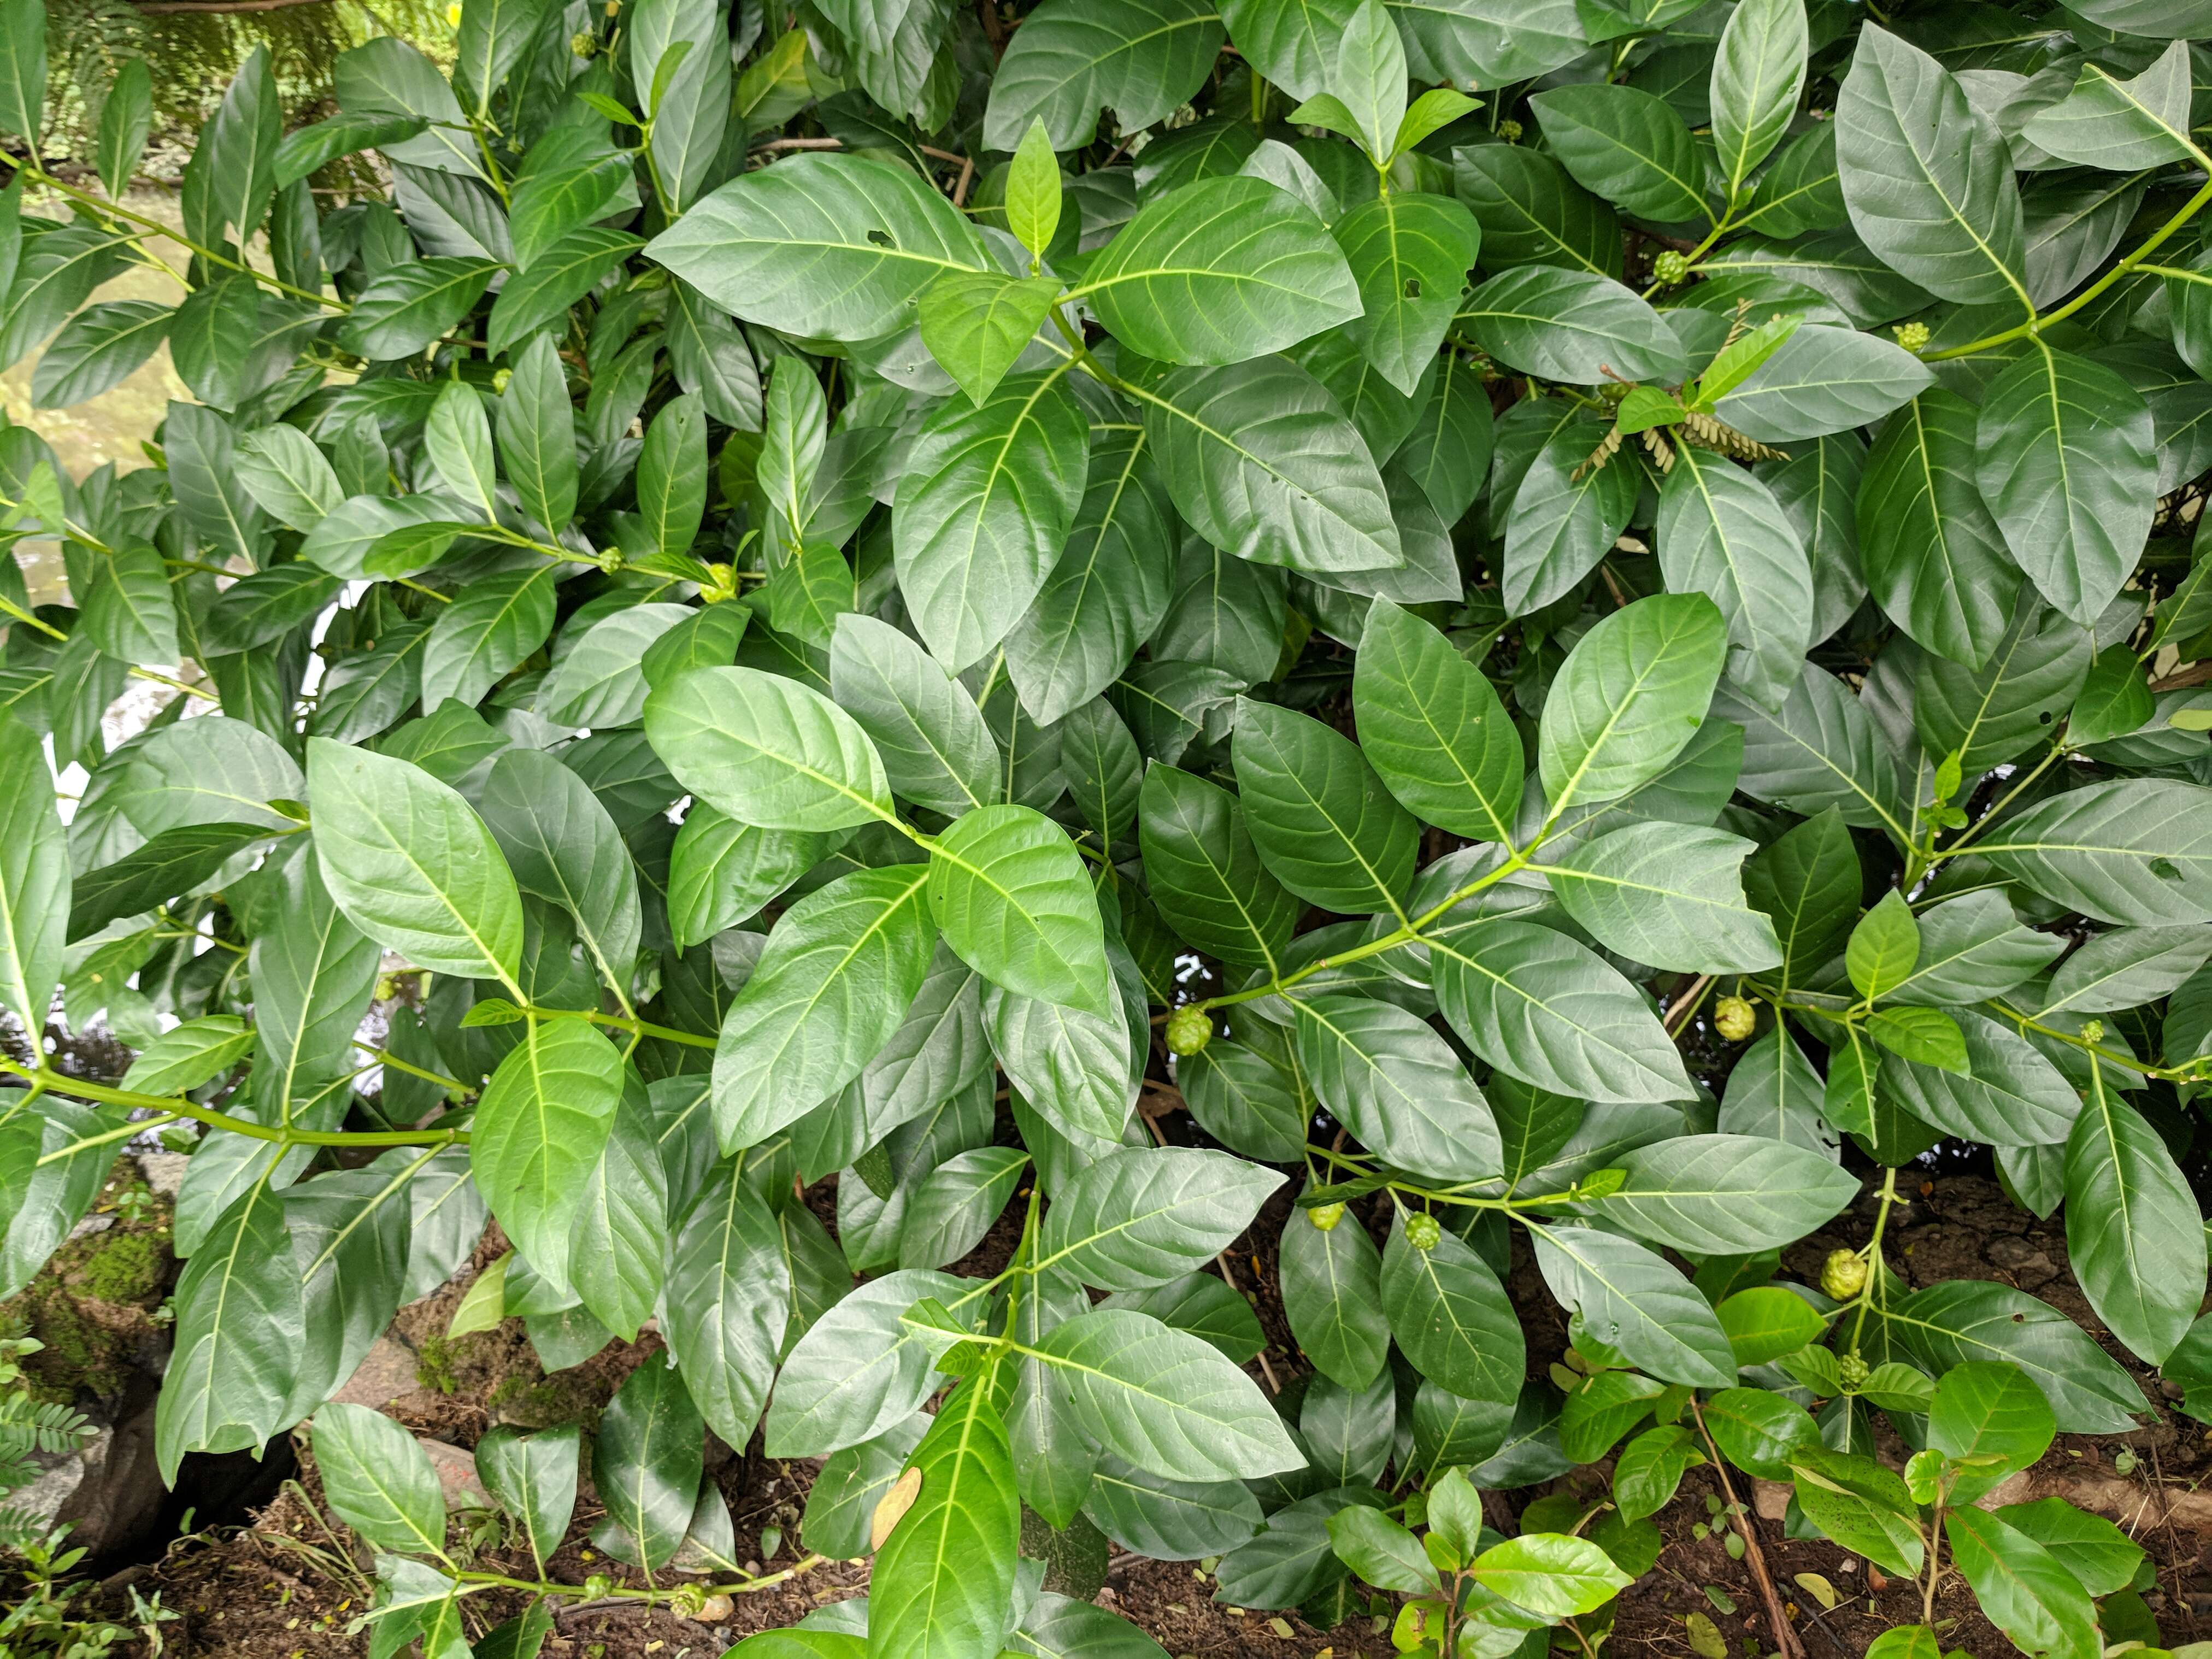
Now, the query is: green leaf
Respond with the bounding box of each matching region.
[2064,1069,2205,1365]
[981,0,1222,151]
[1717,1285,1826,1366]
[469,1016,623,1295]
[1789,1447,1923,1577]
[1037,1146,1282,1291]
[1232,698,1417,919]
[203,564,345,659]
[342,257,498,360]
[480,749,641,1002]
[307,739,525,988]
[1836,25,2029,309]
[1886,1279,2148,1433]
[1470,1534,1632,1619]
[1846,889,1918,1001]
[714,865,938,1150]
[1976,778,2212,926]
[1613,1425,1702,1522]
[829,613,998,817]
[1927,1360,2055,1504]
[1543,823,1782,973]
[1709,324,1933,443]
[0,707,67,1036]
[1079,175,1354,367]
[1860,390,2020,668]
[155,1180,302,1481]
[313,1403,448,1556]
[648,152,989,342]
[1432,919,1693,1104]
[1529,1222,1734,1386]
[498,336,579,534]
[1655,448,1810,713]
[644,664,895,832]
[121,1014,256,1096]
[1137,762,1302,976]
[916,270,1062,407]
[251,848,381,1127]
[2067,647,2155,748]
[1911,596,2091,776]
[1279,1192,1389,1390]
[1501,410,1638,616]
[1537,593,1728,817]
[1703,1387,1817,1481]
[1710,0,1808,199]
[893,369,1091,673]
[1379,1215,1523,1404]
[1974,343,2157,627]
[235,426,343,532]
[1140,356,1403,575]
[1176,1040,1307,1163]
[81,542,178,665]
[68,822,272,943]
[475,1425,578,1578]
[1004,427,1178,725]
[667,810,834,952]
[1529,84,1707,223]
[1353,598,1522,844]
[1719,669,1908,840]
[1599,1133,1858,1254]
[1031,1307,1302,1480]
[2020,41,2195,170]
[990,986,1134,1147]
[1327,1507,1439,1597]
[421,564,560,712]
[589,1355,703,1574]
[30,301,170,409]
[1452,144,1623,280]
[0,0,45,145]
[1331,192,1481,396]
[271,111,428,187]
[1007,116,1062,258]
[870,1372,1020,1659]
[928,804,1111,1022]
[1992,1499,2145,1597]
[1943,1509,2101,1659]
[1292,994,1501,1183]
[1460,267,1685,386]
[1889,892,2058,1008]
[767,1268,972,1456]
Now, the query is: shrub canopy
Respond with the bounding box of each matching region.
[2,0,2211,1654]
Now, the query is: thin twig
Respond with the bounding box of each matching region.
[1214,1249,1280,1394]
[1689,1400,1807,1659]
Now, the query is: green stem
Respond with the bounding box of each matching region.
[35,1111,183,1167]
[354,1042,468,1093]
[1846,1166,1899,1357]
[1197,847,1534,1014]
[556,1007,720,1050]
[3,156,350,313]
[1926,174,2212,360]
[0,1060,468,1148]
[1922,738,2070,865]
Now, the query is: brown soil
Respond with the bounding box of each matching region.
[70,1165,2212,1659]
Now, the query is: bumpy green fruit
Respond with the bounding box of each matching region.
[1652,249,1690,286]
[1893,320,1931,354]
[1165,1005,1213,1056]
[1822,1248,1869,1299]
[1837,1352,1870,1390]
[1714,995,1757,1042]
[1308,1202,1345,1232]
[1405,1212,1443,1251]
